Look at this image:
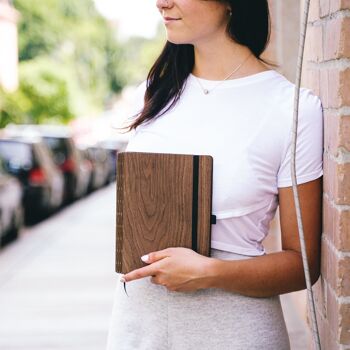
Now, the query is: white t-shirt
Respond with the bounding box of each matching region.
[124,70,324,256]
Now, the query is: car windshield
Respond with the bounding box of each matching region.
[43,137,70,165]
[0,141,33,170]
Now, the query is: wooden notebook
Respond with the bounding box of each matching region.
[115,151,215,274]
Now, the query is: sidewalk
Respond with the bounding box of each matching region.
[0,185,117,350]
[0,184,310,349]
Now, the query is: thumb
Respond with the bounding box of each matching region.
[141,248,172,264]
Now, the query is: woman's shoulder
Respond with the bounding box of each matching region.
[270,70,321,105]
[266,70,322,122]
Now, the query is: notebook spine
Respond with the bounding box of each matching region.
[192,155,199,253]
[115,154,124,273]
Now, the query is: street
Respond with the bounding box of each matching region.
[0,184,117,350]
[0,183,310,350]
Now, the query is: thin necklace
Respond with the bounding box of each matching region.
[193,53,252,95]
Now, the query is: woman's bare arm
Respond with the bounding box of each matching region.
[205,177,323,298]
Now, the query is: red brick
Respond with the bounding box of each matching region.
[324,17,350,60]
[339,68,350,106]
[302,69,321,96]
[324,111,350,156]
[341,116,350,151]
[327,283,340,339]
[305,25,323,62]
[320,0,331,17]
[327,284,350,345]
[321,237,330,281]
[312,303,338,349]
[314,277,327,318]
[324,197,350,251]
[308,0,320,22]
[323,196,335,245]
[329,68,350,108]
[323,238,350,296]
[324,156,350,205]
[323,196,337,247]
[322,238,335,289]
[320,68,350,109]
[337,162,350,205]
[319,69,329,108]
[323,155,332,197]
[330,0,350,13]
[339,303,350,344]
[338,208,350,250]
[339,257,350,296]
[324,110,338,156]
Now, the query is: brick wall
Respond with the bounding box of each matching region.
[302,1,350,348]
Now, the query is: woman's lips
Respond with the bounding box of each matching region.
[163,17,181,24]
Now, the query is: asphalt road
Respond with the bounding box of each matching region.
[0,183,310,349]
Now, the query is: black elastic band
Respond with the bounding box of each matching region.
[192,156,199,252]
[123,281,129,296]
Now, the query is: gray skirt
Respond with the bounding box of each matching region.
[106,249,290,350]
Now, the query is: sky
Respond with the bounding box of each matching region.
[93,0,161,39]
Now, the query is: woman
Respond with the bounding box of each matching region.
[106,0,323,349]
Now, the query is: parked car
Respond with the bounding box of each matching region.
[0,158,24,246]
[30,126,89,202]
[86,146,110,191]
[76,146,93,195]
[0,136,65,223]
[98,138,128,183]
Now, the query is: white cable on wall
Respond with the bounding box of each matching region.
[292,0,321,349]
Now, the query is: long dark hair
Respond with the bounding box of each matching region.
[128,0,272,131]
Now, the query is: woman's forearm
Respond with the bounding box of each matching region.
[204,250,319,298]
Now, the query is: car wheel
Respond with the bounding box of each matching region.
[8,210,22,242]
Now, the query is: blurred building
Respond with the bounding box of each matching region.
[0,0,19,92]
[262,0,301,82]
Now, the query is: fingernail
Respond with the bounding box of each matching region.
[141,254,149,262]
[119,275,126,283]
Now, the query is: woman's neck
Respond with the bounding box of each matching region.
[191,37,269,80]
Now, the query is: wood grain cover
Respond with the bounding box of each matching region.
[116,152,213,274]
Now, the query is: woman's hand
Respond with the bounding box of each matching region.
[121,247,215,293]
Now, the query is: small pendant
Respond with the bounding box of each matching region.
[204,89,209,95]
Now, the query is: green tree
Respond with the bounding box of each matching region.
[1,1,166,128]
[0,58,74,126]
[119,23,166,85]
[9,0,124,125]
[14,0,65,61]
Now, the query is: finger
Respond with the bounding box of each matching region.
[150,276,165,286]
[141,248,173,264]
[123,264,158,282]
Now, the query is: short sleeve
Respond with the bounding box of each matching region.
[277,89,324,188]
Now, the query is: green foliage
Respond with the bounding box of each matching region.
[0,87,31,128]
[18,58,74,124]
[0,57,74,127]
[119,23,167,85]
[13,0,101,61]
[2,0,166,128]
[13,0,65,61]
[4,0,125,127]
[14,0,123,94]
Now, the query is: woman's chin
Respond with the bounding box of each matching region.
[166,36,192,45]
